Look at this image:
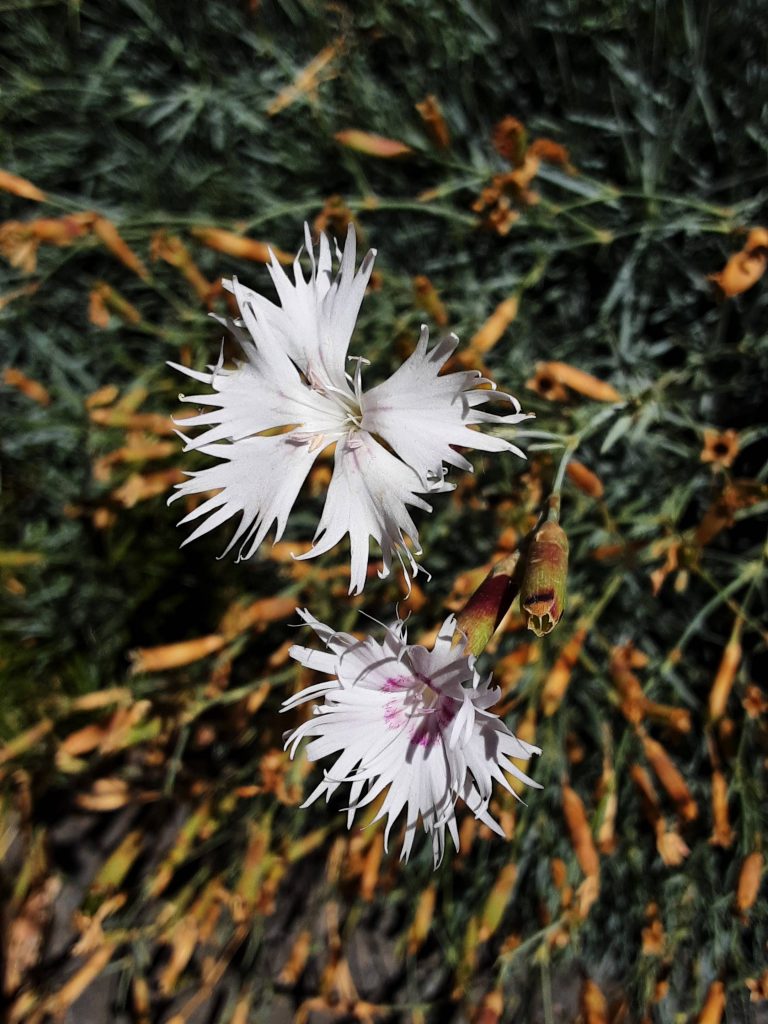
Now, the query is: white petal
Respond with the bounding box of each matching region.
[361,325,530,488]
[322,225,377,387]
[295,431,431,595]
[169,431,320,559]
[280,674,338,707]
[293,608,359,656]
[228,223,376,392]
[448,692,475,749]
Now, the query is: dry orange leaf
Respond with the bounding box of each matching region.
[0,213,93,273]
[656,823,690,866]
[479,863,517,941]
[132,976,151,1024]
[190,225,293,264]
[541,361,622,403]
[218,595,296,639]
[313,194,358,240]
[89,407,176,433]
[562,783,600,878]
[528,137,574,170]
[526,362,570,402]
[59,723,106,758]
[746,227,768,250]
[113,385,148,413]
[0,169,46,202]
[596,754,617,854]
[334,129,412,158]
[69,687,131,711]
[415,94,450,149]
[75,778,131,812]
[541,625,587,717]
[550,857,567,890]
[158,918,199,995]
[468,296,519,357]
[92,216,150,280]
[743,684,768,719]
[413,275,449,326]
[277,930,312,986]
[736,851,764,918]
[360,832,384,902]
[641,912,665,956]
[646,700,692,733]
[0,224,38,273]
[111,468,185,507]
[0,282,39,311]
[631,763,661,822]
[580,978,609,1024]
[407,884,436,955]
[130,634,225,674]
[72,895,127,957]
[151,230,212,301]
[94,438,176,479]
[492,116,527,166]
[2,368,50,406]
[708,625,743,721]
[4,877,60,995]
[0,720,53,766]
[37,945,114,1020]
[89,281,142,325]
[709,228,767,297]
[696,980,726,1024]
[85,384,120,410]
[88,286,110,328]
[566,460,604,498]
[709,769,734,848]
[746,969,768,1002]
[471,990,503,1024]
[695,479,768,547]
[267,41,342,117]
[639,729,698,822]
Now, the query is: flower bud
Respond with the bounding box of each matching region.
[520,520,569,636]
[454,552,521,657]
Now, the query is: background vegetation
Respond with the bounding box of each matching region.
[0,1,766,1021]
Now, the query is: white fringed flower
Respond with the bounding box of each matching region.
[282,610,541,867]
[170,225,530,593]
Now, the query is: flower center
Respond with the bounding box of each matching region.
[382,672,457,747]
[299,360,365,450]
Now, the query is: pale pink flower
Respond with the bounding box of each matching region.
[283,610,541,867]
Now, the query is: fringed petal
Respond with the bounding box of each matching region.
[281,611,542,866]
[361,325,531,488]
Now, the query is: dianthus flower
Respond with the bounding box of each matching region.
[283,610,541,866]
[170,226,529,593]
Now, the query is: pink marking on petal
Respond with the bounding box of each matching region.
[411,721,442,748]
[383,675,413,692]
[437,702,458,729]
[409,697,459,748]
[383,699,405,730]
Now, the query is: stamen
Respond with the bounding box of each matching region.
[307,433,328,453]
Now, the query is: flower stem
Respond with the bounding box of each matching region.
[550,439,578,500]
[513,429,567,442]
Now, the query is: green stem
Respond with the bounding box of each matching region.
[513,429,567,442]
[349,197,478,227]
[662,560,762,672]
[550,441,577,499]
[540,956,555,1024]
